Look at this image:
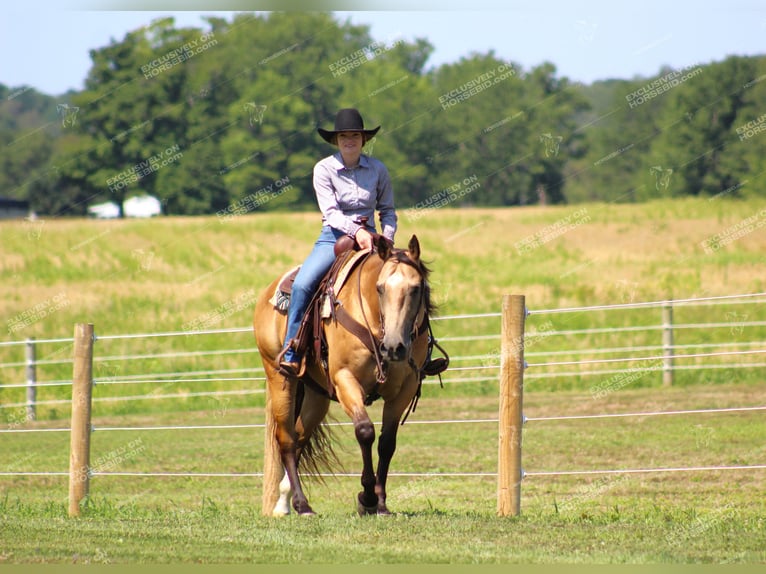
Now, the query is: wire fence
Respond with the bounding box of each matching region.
[1,292,765,507]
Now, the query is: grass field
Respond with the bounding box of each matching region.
[1,197,765,563]
[1,384,764,563]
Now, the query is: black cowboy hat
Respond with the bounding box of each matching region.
[317,108,380,144]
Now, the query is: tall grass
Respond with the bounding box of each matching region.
[1,197,765,421]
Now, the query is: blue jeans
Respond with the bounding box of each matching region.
[282,226,347,361]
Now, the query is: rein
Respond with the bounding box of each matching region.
[356,252,388,387]
[332,249,428,383]
[329,246,446,422]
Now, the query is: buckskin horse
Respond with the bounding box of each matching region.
[253,234,443,516]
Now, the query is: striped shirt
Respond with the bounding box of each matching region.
[313,152,397,241]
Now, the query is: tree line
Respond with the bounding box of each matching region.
[1,12,765,217]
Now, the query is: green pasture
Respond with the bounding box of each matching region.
[1,385,764,563]
[1,198,765,563]
[1,197,764,420]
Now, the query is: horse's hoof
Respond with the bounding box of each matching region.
[357,493,378,516]
[294,502,316,516]
[377,506,392,516]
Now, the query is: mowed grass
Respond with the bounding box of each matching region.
[1,383,764,563]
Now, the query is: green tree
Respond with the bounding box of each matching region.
[0,86,58,205]
[646,57,756,199]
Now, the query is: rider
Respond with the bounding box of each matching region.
[279,108,397,377]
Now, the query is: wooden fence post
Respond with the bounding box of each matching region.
[498,294,526,517]
[261,385,281,516]
[25,338,36,422]
[69,323,94,517]
[662,301,674,386]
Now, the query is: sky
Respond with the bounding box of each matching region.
[1,1,765,95]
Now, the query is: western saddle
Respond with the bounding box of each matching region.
[273,234,449,409]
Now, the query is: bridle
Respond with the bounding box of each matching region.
[356,249,428,386]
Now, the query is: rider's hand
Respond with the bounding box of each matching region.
[354,227,374,251]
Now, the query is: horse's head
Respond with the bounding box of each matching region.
[375,234,429,363]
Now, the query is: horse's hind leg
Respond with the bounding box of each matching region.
[272,469,293,517]
[272,382,330,517]
[266,366,315,516]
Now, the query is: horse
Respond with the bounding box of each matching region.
[253,234,435,516]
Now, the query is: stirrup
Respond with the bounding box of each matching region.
[276,343,304,378]
[422,334,449,377]
[422,357,448,377]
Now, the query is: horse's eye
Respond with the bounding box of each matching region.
[376,285,384,295]
[409,285,421,295]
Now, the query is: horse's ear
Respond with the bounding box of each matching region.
[376,234,393,260]
[407,235,420,261]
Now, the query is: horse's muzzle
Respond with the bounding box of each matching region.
[380,341,408,362]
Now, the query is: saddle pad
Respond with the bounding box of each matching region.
[268,265,300,313]
[321,249,370,318]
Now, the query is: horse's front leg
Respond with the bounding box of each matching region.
[374,422,397,515]
[375,372,421,515]
[333,368,378,515]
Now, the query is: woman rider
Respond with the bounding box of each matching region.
[278,108,397,376]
